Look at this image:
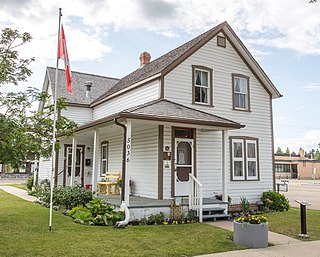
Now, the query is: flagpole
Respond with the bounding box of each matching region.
[49,7,62,231]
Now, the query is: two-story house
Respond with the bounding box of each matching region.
[38,21,281,221]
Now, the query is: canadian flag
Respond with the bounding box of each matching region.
[58,24,72,93]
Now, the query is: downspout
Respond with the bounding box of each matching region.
[114,118,130,228]
[114,118,126,202]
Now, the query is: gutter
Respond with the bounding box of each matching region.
[114,118,126,202]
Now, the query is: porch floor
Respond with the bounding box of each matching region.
[97,194,226,208]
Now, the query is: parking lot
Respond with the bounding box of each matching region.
[279,179,320,210]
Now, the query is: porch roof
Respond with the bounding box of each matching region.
[75,99,244,132]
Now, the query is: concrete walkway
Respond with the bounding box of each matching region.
[0,186,37,202]
[198,220,320,257]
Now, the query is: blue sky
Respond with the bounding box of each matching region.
[1,0,319,153]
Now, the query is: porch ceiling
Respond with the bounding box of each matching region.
[75,99,244,133]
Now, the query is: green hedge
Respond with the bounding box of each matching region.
[261,191,290,212]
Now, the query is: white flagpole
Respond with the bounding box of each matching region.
[49,7,62,231]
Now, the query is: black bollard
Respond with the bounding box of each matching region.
[295,200,310,238]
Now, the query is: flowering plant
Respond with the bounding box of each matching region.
[236,214,267,224]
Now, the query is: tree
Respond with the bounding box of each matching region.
[0,28,34,86]
[276,147,283,154]
[0,28,76,169]
[0,88,77,169]
[285,147,290,156]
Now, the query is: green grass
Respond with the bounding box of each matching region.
[0,190,244,257]
[8,183,27,190]
[265,208,320,240]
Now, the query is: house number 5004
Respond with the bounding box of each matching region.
[126,138,131,162]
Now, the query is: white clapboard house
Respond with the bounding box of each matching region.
[38,21,281,221]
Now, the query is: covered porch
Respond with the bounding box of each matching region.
[62,99,244,222]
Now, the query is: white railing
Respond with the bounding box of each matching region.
[189,173,203,222]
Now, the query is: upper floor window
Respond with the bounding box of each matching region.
[232,74,250,111]
[231,137,259,181]
[192,65,213,106]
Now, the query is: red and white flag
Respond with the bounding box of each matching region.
[58,24,72,93]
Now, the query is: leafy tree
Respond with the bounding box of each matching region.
[0,28,34,86]
[0,88,77,169]
[0,28,77,169]
[276,147,283,154]
[291,151,296,156]
[285,147,290,156]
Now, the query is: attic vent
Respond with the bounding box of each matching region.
[217,36,226,48]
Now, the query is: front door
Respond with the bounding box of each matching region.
[65,146,84,186]
[175,139,194,196]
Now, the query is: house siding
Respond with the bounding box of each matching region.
[93,80,160,120]
[129,123,158,199]
[164,33,273,203]
[61,106,92,125]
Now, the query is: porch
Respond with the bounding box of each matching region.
[97,194,230,221]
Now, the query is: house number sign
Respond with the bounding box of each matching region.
[126,138,131,163]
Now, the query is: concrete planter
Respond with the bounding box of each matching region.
[233,221,268,248]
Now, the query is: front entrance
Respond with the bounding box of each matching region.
[64,145,85,186]
[175,138,194,196]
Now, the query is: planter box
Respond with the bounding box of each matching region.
[233,221,268,248]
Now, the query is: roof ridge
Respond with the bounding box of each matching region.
[47,66,120,81]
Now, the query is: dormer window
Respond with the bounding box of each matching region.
[192,65,213,106]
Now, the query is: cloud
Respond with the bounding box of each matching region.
[275,129,320,153]
[302,83,320,92]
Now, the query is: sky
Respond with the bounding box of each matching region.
[0,0,319,154]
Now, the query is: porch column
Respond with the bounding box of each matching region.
[222,130,228,202]
[70,137,77,186]
[125,121,132,205]
[91,129,100,193]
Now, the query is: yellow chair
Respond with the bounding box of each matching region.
[97,172,121,195]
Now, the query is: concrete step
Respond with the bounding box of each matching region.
[203,213,230,221]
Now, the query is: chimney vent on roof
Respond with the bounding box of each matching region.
[139,52,151,67]
[85,81,92,99]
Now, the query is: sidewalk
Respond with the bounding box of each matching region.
[198,221,320,257]
[0,186,37,202]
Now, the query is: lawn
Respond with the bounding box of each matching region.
[8,183,27,190]
[0,190,244,257]
[265,208,320,240]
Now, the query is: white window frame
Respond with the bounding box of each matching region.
[231,138,259,181]
[232,139,245,180]
[194,68,209,104]
[100,142,108,177]
[233,75,249,111]
[246,140,258,180]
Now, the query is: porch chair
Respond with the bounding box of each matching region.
[97,171,121,195]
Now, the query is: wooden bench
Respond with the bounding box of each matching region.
[97,172,121,195]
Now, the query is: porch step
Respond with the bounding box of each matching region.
[202,213,230,221]
[202,207,230,221]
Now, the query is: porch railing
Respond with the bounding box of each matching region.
[189,173,203,222]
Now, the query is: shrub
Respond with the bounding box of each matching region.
[240,196,250,214]
[37,184,93,210]
[261,191,290,212]
[26,176,34,190]
[69,199,124,226]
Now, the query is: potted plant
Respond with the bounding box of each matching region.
[233,214,268,248]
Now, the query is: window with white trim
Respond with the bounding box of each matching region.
[101,142,108,177]
[195,69,209,104]
[231,138,259,181]
[233,75,249,110]
[192,65,213,106]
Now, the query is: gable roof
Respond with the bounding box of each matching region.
[75,98,244,132]
[46,67,119,105]
[92,21,281,106]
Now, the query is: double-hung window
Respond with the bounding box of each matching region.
[231,137,259,181]
[101,141,108,177]
[192,66,213,105]
[232,74,250,111]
